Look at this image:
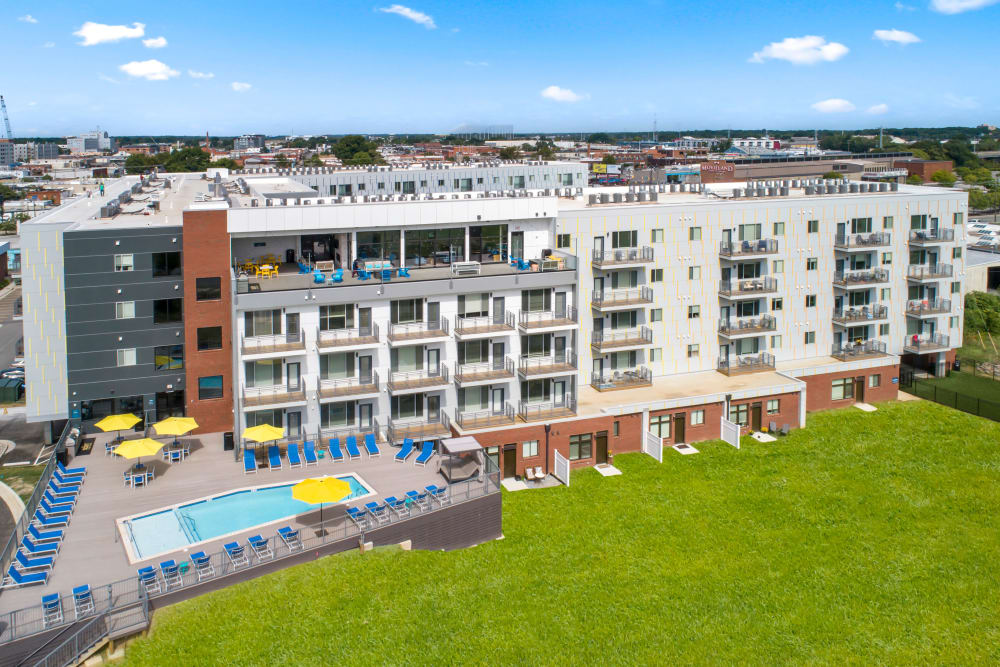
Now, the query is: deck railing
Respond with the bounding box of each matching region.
[317,418,382,445]
[387,365,449,391]
[591,246,654,266]
[834,232,891,248]
[832,304,889,323]
[718,315,776,336]
[908,228,955,243]
[591,285,654,308]
[241,328,305,355]
[906,264,953,280]
[316,323,379,347]
[903,333,951,352]
[719,277,778,296]
[316,372,379,397]
[719,238,778,257]
[905,299,951,316]
[517,397,577,421]
[517,350,577,376]
[386,318,448,341]
[454,310,515,335]
[454,357,514,383]
[454,403,515,429]
[831,339,888,360]
[590,366,653,389]
[241,383,306,406]
[591,326,653,348]
[717,352,776,374]
[517,306,578,329]
[386,409,452,444]
[833,268,890,286]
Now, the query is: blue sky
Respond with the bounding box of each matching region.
[6,0,1000,136]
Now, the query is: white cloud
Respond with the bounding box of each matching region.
[943,93,979,109]
[118,59,179,81]
[74,21,145,46]
[930,0,999,13]
[142,36,167,49]
[464,60,488,67]
[377,5,436,29]
[28,101,37,107]
[451,27,460,32]
[540,85,587,103]
[188,70,214,79]
[812,98,856,113]
[749,35,849,65]
[18,14,38,23]
[231,81,252,92]
[873,29,921,44]
[98,74,120,84]
[867,103,890,114]
[895,2,917,9]
[42,41,55,48]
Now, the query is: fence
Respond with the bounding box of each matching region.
[642,431,663,462]
[553,451,570,486]
[721,417,741,449]
[900,373,1000,422]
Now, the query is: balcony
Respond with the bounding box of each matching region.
[316,372,380,401]
[903,333,951,354]
[318,418,383,447]
[387,318,449,344]
[517,307,578,332]
[718,315,776,338]
[832,304,889,325]
[719,277,778,299]
[906,299,951,317]
[517,350,577,378]
[453,311,515,339]
[316,324,380,350]
[241,329,306,356]
[834,232,891,250]
[518,397,577,422]
[831,339,888,361]
[719,238,778,258]
[909,228,955,245]
[454,357,515,386]
[242,383,306,408]
[591,326,653,352]
[591,286,654,311]
[907,264,953,281]
[833,268,890,287]
[386,409,452,443]
[386,365,450,394]
[454,403,516,430]
[592,246,654,269]
[717,352,776,376]
[590,366,653,391]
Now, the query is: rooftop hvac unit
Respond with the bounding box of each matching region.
[452,194,459,199]
[613,193,624,203]
[779,187,789,196]
[600,193,610,204]
[464,193,472,199]
[815,186,827,195]
[890,182,899,191]
[838,184,848,194]
[625,193,636,202]
[732,189,741,198]
[649,191,659,201]
[849,183,859,193]
[804,186,815,195]
[588,194,599,205]
[318,199,326,205]
[879,182,888,192]
[658,185,666,193]
[670,183,678,192]
[266,199,273,206]
[767,187,777,196]
[251,199,259,207]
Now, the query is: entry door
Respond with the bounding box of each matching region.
[492,341,505,370]
[511,232,524,259]
[358,403,373,429]
[595,431,609,464]
[427,348,441,376]
[358,355,373,384]
[722,229,732,247]
[492,296,505,324]
[286,362,301,391]
[286,411,301,438]
[553,380,566,406]
[427,394,441,421]
[750,403,762,431]
[855,376,865,402]
[836,222,846,238]
[555,292,568,318]
[674,413,686,444]
[594,236,604,255]
[491,387,505,414]
[554,336,567,362]
[286,313,300,342]
[502,446,517,479]
[358,307,372,336]
[427,302,440,327]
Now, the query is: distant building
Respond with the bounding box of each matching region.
[13,142,59,161]
[234,134,266,151]
[733,137,781,150]
[0,141,14,166]
[893,158,954,182]
[120,143,170,156]
[67,130,115,154]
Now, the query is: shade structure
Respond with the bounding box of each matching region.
[152,417,198,437]
[94,414,141,433]
[114,438,165,459]
[291,476,353,529]
[243,424,285,443]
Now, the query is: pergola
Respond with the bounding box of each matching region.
[439,436,484,483]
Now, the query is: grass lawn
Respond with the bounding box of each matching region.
[920,368,1000,404]
[0,464,45,502]
[125,401,1000,665]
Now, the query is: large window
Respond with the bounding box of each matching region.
[650,414,670,438]
[321,401,355,428]
[569,433,592,461]
[738,223,761,241]
[405,228,466,267]
[390,299,423,324]
[832,378,854,401]
[391,393,424,420]
[153,298,182,324]
[198,375,223,400]
[116,348,136,367]
[458,293,489,318]
[690,410,705,426]
[319,304,354,330]
[114,254,134,272]
[245,359,281,388]
[195,277,221,301]
[152,252,182,277]
[469,224,507,263]
[197,326,222,350]
[246,408,283,428]
[154,344,183,371]
[244,309,281,337]
[521,289,551,313]
[390,346,424,372]
[115,301,135,319]
[730,403,749,426]
[611,230,637,248]
[522,440,539,458]
[320,352,353,379]
[357,230,401,262]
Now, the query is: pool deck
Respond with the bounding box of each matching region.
[0,431,459,612]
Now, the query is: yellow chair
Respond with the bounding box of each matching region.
[265,267,278,279]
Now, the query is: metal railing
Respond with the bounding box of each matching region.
[719,238,778,257]
[905,299,951,316]
[454,402,515,429]
[591,326,653,348]
[316,323,379,348]
[387,318,448,341]
[518,350,577,376]
[719,276,778,297]
[517,306,578,329]
[591,285,653,307]
[241,383,306,406]
[454,357,514,383]
[834,231,891,248]
[903,333,951,352]
[833,268,890,285]
[718,315,776,336]
[317,418,382,445]
[590,366,653,389]
[518,396,577,421]
[831,339,888,360]
[832,304,889,323]
[591,246,654,266]
[909,228,955,243]
[33,596,149,667]
[717,352,776,374]
[316,372,380,398]
[454,310,515,335]
[386,409,452,443]
[907,264,953,280]
[387,365,449,391]
[241,328,305,355]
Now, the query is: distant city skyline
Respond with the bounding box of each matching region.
[6,0,1000,136]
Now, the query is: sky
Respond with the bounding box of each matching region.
[5,0,1000,136]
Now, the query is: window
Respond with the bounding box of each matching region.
[689,227,702,241]
[195,277,221,301]
[116,348,136,367]
[153,298,182,324]
[154,344,183,371]
[951,282,960,294]
[773,222,785,236]
[522,440,539,458]
[879,323,890,336]
[869,374,881,388]
[197,326,223,350]
[767,399,779,414]
[770,335,782,348]
[883,216,893,230]
[688,305,700,319]
[437,179,444,186]
[650,348,662,362]
[954,212,964,225]
[152,252,182,277]
[953,247,962,259]
[651,269,663,283]
[611,230,637,248]
[688,266,701,280]
[613,421,619,437]
[805,295,816,308]
[377,182,385,190]
[807,220,819,233]
[690,410,704,426]
[771,298,783,311]
[650,308,663,322]
[804,331,816,344]
[651,229,664,243]
[881,288,891,300]
[881,252,892,265]
[198,375,223,400]
[806,258,818,271]
[115,301,135,319]
[772,260,784,274]
[729,403,749,426]
[391,299,423,324]
[319,304,354,330]
[832,378,854,400]
[687,344,700,358]
[321,401,355,428]
[458,293,489,318]
[556,234,571,249]
[569,433,592,460]
[738,223,761,241]
[114,254,133,272]
[950,316,959,328]
[649,414,670,438]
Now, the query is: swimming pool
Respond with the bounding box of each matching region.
[118,475,375,562]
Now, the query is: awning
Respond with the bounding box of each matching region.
[440,436,482,455]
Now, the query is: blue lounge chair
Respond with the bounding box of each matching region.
[327,438,344,463]
[4,566,47,587]
[42,593,63,628]
[345,436,361,461]
[40,499,72,517]
[330,269,343,283]
[57,461,87,478]
[385,496,409,518]
[363,433,380,458]
[159,560,181,590]
[415,440,435,467]
[29,524,62,543]
[32,511,69,528]
[398,267,410,278]
[47,482,79,499]
[277,526,302,552]
[395,438,414,463]
[44,490,76,509]
[16,550,53,571]
[21,536,59,557]
[267,445,282,471]
[345,506,367,528]
[381,269,392,282]
[405,489,429,510]
[244,449,257,474]
[363,501,388,524]
[137,566,161,594]
[425,484,449,504]
[191,552,214,582]
[224,542,249,568]
[52,471,82,489]
[357,269,370,281]
[303,441,318,466]
[287,442,303,469]
[247,535,273,561]
[73,585,95,617]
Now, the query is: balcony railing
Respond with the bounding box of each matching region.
[318,418,382,445]
[906,299,951,316]
[590,366,653,391]
[591,326,653,351]
[716,352,776,376]
[517,306,578,330]
[834,232,891,249]
[903,333,951,353]
[241,328,306,355]
[454,357,515,384]
[833,268,890,286]
[592,246,654,268]
[719,277,778,297]
[831,339,888,361]
[454,402,516,430]
[718,315,776,336]
[454,311,515,337]
[591,285,654,308]
[316,372,380,399]
[518,397,577,422]
[518,350,577,377]
[832,304,889,324]
[720,238,778,257]
[907,264,953,281]
[316,323,379,348]
[909,228,955,244]
[387,365,450,392]
[386,409,452,443]
[242,383,306,407]
[386,318,449,343]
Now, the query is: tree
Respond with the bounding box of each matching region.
[498,147,521,160]
[331,135,383,164]
[304,155,324,167]
[906,174,924,185]
[715,138,732,152]
[587,133,612,144]
[345,151,378,165]
[212,158,241,170]
[602,155,617,164]
[275,155,290,168]
[822,171,844,179]
[931,170,957,186]
[535,143,555,161]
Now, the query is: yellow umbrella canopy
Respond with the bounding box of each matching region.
[243,424,285,443]
[114,438,166,459]
[292,477,352,505]
[152,417,199,437]
[94,413,141,433]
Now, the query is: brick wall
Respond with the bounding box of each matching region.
[650,401,726,444]
[801,364,899,412]
[893,159,954,182]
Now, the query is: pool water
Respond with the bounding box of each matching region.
[125,476,372,560]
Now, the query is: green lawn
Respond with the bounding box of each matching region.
[125,402,1000,665]
[920,368,1000,403]
[0,464,45,502]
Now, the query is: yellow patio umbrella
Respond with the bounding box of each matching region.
[292,476,352,528]
[152,417,198,447]
[94,413,142,443]
[114,437,166,470]
[243,423,285,443]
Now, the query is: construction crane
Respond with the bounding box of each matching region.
[0,95,11,141]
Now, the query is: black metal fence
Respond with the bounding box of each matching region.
[900,373,1000,422]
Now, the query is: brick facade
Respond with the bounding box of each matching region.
[800,364,899,412]
[893,159,954,183]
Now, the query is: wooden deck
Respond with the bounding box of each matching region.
[386,375,450,392]
[517,362,576,377]
[453,323,515,337]
[517,317,576,331]
[385,328,447,343]
[243,388,306,407]
[455,413,516,429]
[317,382,380,400]
[241,339,307,355]
[316,334,379,349]
[454,368,515,384]
[518,406,577,422]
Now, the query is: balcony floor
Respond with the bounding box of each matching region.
[518,406,577,422]
[389,422,452,442]
[243,389,306,407]
[592,337,652,352]
[454,324,515,338]
[518,362,577,377]
[518,317,577,331]
[456,413,516,430]
[589,378,653,392]
[318,383,380,400]
[591,297,653,310]
[386,329,448,343]
[387,377,450,393]
[241,341,307,356]
[454,369,515,384]
[317,335,379,349]
[831,350,891,362]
